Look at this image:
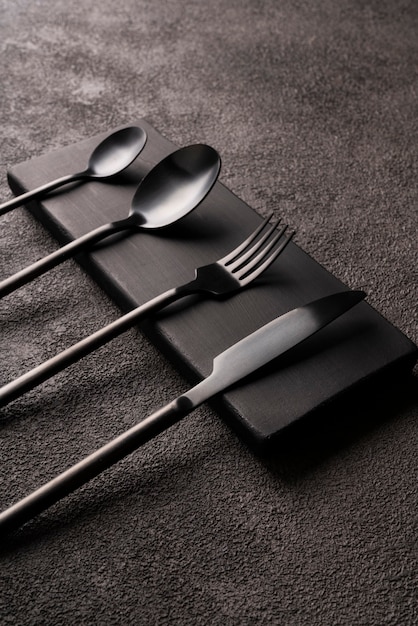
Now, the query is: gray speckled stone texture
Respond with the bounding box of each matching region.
[0,1,417,625]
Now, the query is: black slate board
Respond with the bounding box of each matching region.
[6,119,417,450]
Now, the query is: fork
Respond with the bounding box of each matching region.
[0,214,294,406]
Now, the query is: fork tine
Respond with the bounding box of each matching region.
[228,221,286,272]
[238,230,294,285]
[220,212,275,265]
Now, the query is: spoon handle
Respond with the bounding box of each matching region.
[0,394,195,534]
[0,219,130,298]
[0,173,84,216]
[0,284,192,407]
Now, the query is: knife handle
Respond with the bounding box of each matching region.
[0,396,194,535]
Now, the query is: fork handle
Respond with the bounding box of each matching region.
[0,395,195,534]
[0,172,84,216]
[0,283,195,407]
[0,218,131,298]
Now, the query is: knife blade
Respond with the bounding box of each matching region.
[0,290,365,534]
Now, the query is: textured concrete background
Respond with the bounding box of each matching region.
[0,1,417,624]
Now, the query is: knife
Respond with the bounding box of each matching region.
[0,290,365,534]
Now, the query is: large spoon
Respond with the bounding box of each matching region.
[0,126,147,217]
[0,144,221,298]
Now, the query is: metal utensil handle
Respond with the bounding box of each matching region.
[0,285,191,407]
[0,219,129,298]
[0,396,194,534]
[0,173,83,216]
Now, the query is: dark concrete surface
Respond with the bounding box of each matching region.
[0,1,417,624]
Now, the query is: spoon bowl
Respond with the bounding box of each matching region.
[131,144,221,228]
[86,126,148,179]
[0,126,147,216]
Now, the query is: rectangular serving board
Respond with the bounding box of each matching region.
[7,119,417,451]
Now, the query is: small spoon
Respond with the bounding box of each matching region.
[0,144,221,298]
[0,126,147,216]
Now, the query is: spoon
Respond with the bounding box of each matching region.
[0,126,147,217]
[0,144,221,298]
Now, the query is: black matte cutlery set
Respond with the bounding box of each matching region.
[0,125,374,534]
